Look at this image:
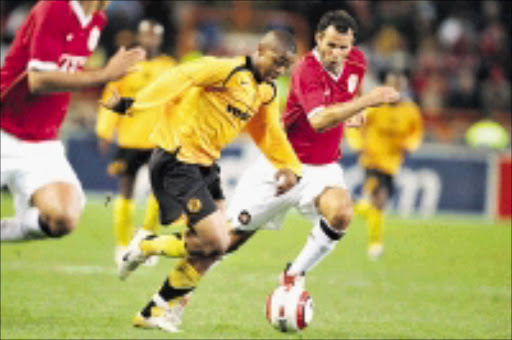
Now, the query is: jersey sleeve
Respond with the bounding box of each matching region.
[130,57,234,114]
[295,63,326,114]
[402,104,424,152]
[96,81,122,141]
[245,98,302,176]
[284,61,326,127]
[28,1,67,71]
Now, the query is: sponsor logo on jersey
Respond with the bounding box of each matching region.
[227,104,251,121]
[59,54,88,73]
[347,74,359,94]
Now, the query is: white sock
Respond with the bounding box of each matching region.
[287,218,345,275]
[0,207,47,241]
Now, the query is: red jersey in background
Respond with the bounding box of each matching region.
[0,0,106,142]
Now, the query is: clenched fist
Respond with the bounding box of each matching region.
[275,168,300,196]
[367,86,401,107]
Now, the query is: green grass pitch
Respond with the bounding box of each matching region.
[1,193,511,339]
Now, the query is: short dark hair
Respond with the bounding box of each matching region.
[271,29,297,54]
[379,68,410,83]
[316,10,358,37]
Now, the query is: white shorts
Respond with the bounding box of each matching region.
[226,155,347,231]
[0,130,86,218]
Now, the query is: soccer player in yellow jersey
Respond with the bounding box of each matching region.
[96,20,177,266]
[102,30,302,332]
[346,70,424,259]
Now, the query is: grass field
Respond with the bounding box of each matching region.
[1,193,511,339]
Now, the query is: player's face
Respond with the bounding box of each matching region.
[385,73,407,92]
[137,25,164,56]
[316,25,354,75]
[257,48,296,82]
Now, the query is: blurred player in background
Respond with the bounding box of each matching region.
[101,30,302,333]
[0,0,145,242]
[347,69,423,260]
[96,19,177,266]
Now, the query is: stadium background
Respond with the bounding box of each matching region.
[1,1,510,339]
[1,0,510,218]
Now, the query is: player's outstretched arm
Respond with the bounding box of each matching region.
[309,86,400,132]
[101,57,232,116]
[27,47,146,94]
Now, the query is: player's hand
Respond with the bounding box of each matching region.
[367,86,400,107]
[98,89,134,115]
[275,168,299,196]
[99,88,121,111]
[104,46,146,82]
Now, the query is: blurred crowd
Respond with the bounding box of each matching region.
[1,0,510,147]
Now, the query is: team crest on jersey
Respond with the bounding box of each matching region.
[347,74,359,94]
[88,26,101,52]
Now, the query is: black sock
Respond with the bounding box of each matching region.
[159,277,194,301]
[141,278,195,317]
[140,301,156,318]
[319,218,345,241]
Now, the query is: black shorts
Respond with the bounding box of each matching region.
[108,147,153,177]
[149,148,225,227]
[363,169,395,198]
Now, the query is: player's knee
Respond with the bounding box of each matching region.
[201,232,230,257]
[326,201,353,232]
[45,210,80,237]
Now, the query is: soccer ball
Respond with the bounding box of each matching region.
[265,285,313,332]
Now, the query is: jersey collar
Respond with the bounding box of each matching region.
[245,56,264,83]
[312,48,342,82]
[70,0,93,28]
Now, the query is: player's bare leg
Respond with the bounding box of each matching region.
[119,204,231,280]
[284,187,352,283]
[32,182,82,237]
[1,182,82,241]
[132,202,254,333]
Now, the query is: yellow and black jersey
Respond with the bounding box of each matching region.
[127,55,302,176]
[346,100,423,175]
[96,55,177,149]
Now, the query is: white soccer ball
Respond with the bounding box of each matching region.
[265,285,313,332]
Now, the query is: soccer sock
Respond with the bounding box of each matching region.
[353,199,372,218]
[287,218,345,276]
[142,194,160,234]
[0,207,50,241]
[140,232,187,258]
[141,259,200,317]
[367,206,383,246]
[113,196,135,247]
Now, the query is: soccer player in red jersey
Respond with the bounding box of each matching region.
[0,0,145,241]
[227,9,400,287]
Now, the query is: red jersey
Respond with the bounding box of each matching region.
[283,48,367,164]
[0,0,106,141]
